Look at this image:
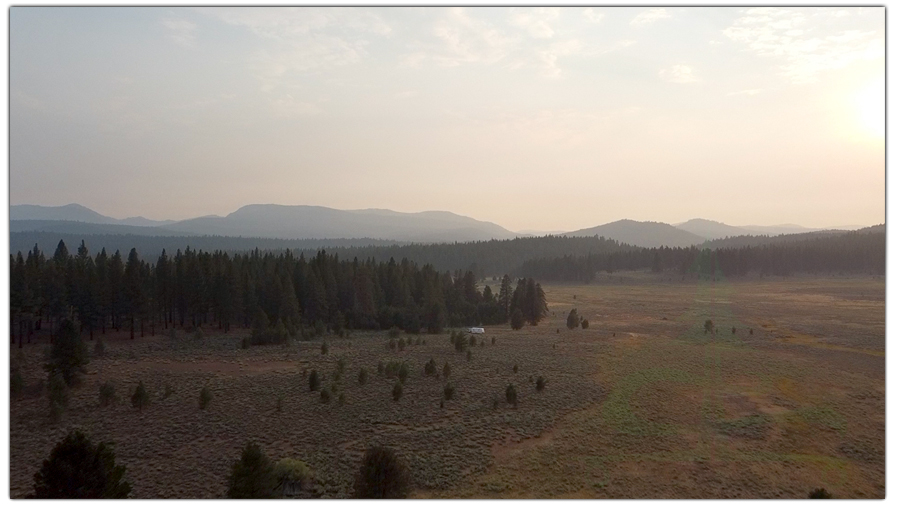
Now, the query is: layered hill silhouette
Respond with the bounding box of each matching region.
[10,203,175,227]
[565,219,705,248]
[11,203,869,248]
[11,203,518,243]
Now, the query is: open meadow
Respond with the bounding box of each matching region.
[9,274,884,498]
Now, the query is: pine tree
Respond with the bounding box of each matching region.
[30,430,131,499]
[226,442,278,499]
[45,318,89,386]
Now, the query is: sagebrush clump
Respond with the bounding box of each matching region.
[199,386,212,410]
[505,383,517,407]
[131,381,149,411]
[99,381,116,407]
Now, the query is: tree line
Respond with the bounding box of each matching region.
[518,227,885,282]
[10,241,550,347]
[12,232,633,281]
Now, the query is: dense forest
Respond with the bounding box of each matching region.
[9,241,549,347]
[11,232,634,279]
[10,231,405,261]
[518,226,886,282]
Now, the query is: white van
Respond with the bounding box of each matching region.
[467,327,485,334]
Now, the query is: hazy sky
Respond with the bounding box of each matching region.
[9,6,885,231]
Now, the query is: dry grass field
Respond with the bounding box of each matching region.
[9,274,884,499]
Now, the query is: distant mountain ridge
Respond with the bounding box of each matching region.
[10,203,174,227]
[565,219,705,248]
[11,203,518,243]
[10,203,871,248]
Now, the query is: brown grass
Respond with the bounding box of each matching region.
[9,275,884,498]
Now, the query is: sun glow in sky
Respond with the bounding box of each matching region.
[856,79,886,139]
[9,6,886,231]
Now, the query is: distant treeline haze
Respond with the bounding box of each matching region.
[519,227,885,282]
[9,242,549,346]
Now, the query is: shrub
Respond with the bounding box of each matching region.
[241,337,251,349]
[48,371,68,420]
[491,336,496,345]
[309,370,320,392]
[454,334,467,352]
[529,375,534,383]
[443,362,452,379]
[94,338,107,357]
[276,394,283,413]
[99,381,116,407]
[336,357,346,375]
[392,381,403,401]
[45,319,89,386]
[353,445,410,499]
[274,458,312,494]
[704,319,714,334]
[199,386,213,410]
[449,330,457,345]
[415,337,422,346]
[388,339,397,350]
[163,383,174,400]
[469,335,477,346]
[466,349,472,361]
[29,430,131,498]
[388,326,401,339]
[11,368,24,399]
[384,361,395,377]
[505,383,517,407]
[320,341,329,355]
[250,321,290,346]
[424,358,437,376]
[338,393,346,405]
[377,361,385,376]
[398,363,409,384]
[492,398,499,410]
[407,336,413,346]
[320,388,332,404]
[750,328,754,335]
[194,328,204,341]
[443,383,455,400]
[480,339,485,347]
[808,488,833,499]
[226,442,278,499]
[581,319,589,329]
[131,381,149,411]
[566,309,579,330]
[536,376,546,392]
[513,364,518,374]
[510,309,525,330]
[397,338,406,350]
[358,368,368,385]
